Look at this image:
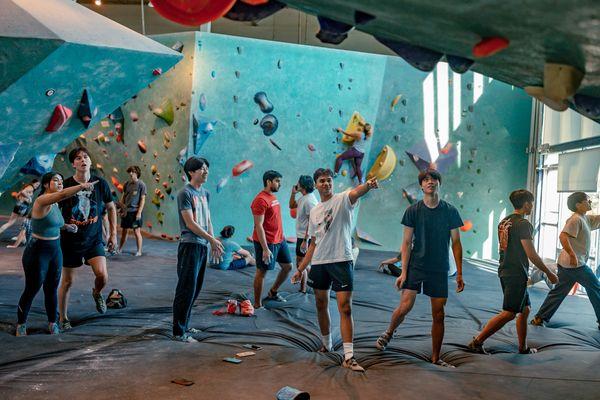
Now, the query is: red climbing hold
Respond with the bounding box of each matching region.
[151,0,236,27]
[111,176,120,188]
[460,220,473,232]
[232,160,254,177]
[45,104,73,132]
[153,68,162,76]
[472,37,509,58]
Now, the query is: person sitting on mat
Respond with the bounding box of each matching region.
[378,253,402,276]
[467,189,558,355]
[334,122,373,184]
[211,225,255,270]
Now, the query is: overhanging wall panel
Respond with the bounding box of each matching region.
[557,147,600,192]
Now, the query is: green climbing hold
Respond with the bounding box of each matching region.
[153,99,175,126]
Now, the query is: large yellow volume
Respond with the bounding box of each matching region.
[367,145,397,181]
[341,111,366,144]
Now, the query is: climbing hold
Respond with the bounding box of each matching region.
[269,138,282,150]
[232,160,254,177]
[341,112,366,145]
[130,111,139,122]
[211,71,216,78]
[524,86,569,111]
[137,140,147,153]
[260,114,278,136]
[153,99,175,125]
[20,154,56,176]
[543,63,584,101]
[151,165,158,175]
[199,94,207,111]
[162,181,169,188]
[96,163,103,171]
[253,91,274,113]
[45,89,55,97]
[233,121,238,129]
[151,0,237,26]
[216,176,229,193]
[446,54,474,74]
[153,151,158,159]
[157,211,164,225]
[573,93,600,119]
[376,36,442,72]
[354,10,375,25]
[390,94,402,111]
[393,135,400,142]
[472,37,509,58]
[316,16,353,45]
[111,176,121,188]
[356,227,383,246]
[338,83,343,90]
[171,41,184,53]
[77,89,98,128]
[233,95,238,103]
[45,104,73,132]
[405,151,432,171]
[236,46,242,55]
[277,59,282,69]
[224,0,286,22]
[307,143,316,152]
[235,70,240,78]
[402,189,416,204]
[153,68,162,75]
[457,192,464,198]
[367,145,397,181]
[460,220,473,232]
[341,170,347,177]
[112,167,119,174]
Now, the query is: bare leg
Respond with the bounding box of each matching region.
[336,291,353,344]
[385,289,417,333]
[118,228,128,252]
[59,267,77,322]
[253,268,267,308]
[0,213,19,235]
[475,310,516,343]
[269,262,292,293]
[7,228,26,248]
[430,297,447,364]
[314,289,330,336]
[516,306,530,351]
[88,256,108,295]
[133,228,143,255]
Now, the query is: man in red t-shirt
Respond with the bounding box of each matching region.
[251,170,292,308]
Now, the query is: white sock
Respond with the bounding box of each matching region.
[343,342,353,360]
[322,333,332,350]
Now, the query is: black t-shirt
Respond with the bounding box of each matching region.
[59,176,112,246]
[401,200,463,273]
[498,213,532,279]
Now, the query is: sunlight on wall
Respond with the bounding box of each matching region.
[452,72,461,131]
[473,72,484,103]
[423,72,439,161]
[482,209,494,259]
[436,62,449,147]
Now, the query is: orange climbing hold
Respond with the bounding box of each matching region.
[232,160,254,177]
[137,140,147,153]
[460,220,473,232]
[473,37,509,58]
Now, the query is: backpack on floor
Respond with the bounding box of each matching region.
[106,289,127,309]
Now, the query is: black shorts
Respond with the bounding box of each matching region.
[500,276,530,313]
[62,242,106,268]
[253,241,292,270]
[13,204,28,217]
[295,238,310,258]
[308,261,354,292]
[121,211,143,229]
[402,267,448,298]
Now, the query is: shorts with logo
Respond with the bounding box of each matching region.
[253,240,292,270]
[308,260,354,292]
[402,267,448,298]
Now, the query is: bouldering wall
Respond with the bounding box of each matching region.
[0,0,182,194]
[53,32,383,241]
[356,58,532,259]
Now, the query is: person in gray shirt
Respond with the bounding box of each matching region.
[118,165,146,256]
[172,157,224,342]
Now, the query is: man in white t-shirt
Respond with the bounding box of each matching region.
[289,175,319,293]
[531,192,600,329]
[292,168,378,372]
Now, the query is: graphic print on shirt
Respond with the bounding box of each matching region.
[70,188,98,226]
[319,208,334,233]
[498,219,512,251]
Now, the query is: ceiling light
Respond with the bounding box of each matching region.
[148,1,154,7]
[94,0,102,5]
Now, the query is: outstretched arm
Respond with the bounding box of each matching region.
[348,178,379,205]
[35,181,96,208]
[336,127,362,139]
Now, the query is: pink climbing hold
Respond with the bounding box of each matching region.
[130,111,139,122]
[153,68,162,75]
[45,104,73,132]
[472,37,509,58]
[232,160,254,177]
[307,144,316,152]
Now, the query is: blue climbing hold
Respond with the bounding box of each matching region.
[376,37,442,72]
[254,91,274,113]
[260,114,278,136]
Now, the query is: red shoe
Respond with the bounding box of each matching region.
[239,300,254,317]
[227,299,238,314]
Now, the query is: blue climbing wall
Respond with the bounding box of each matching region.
[357,57,532,258]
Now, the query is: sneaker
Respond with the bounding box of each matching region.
[376,331,392,351]
[434,359,456,368]
[518,347,538,354]
[227,299,238,314]
[342,357,365,372]
[173,334,198,343]
[15,324,27,337]
[48,322,60,335]
[10,236,17,241]
[239,300,255,317]
[264,290,286,303]
[530,316,545,326]
[60,319,72,331]
[466,337,488,354]
[92,290,107,314]
[187,328,202,334]
[134,252,142,257]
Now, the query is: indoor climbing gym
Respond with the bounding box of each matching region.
[1,1,600,399]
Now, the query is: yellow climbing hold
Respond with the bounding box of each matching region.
[151,165,158,175]
[341,111,366,145]
[367,145,397,181]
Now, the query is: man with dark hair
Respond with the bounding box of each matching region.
[292,167,379,372]
[251,170,292,309]
[289,175,318,293]
[467,189,558,354]
[172,157,224,342]
[58,147,117,330]
[376,169,464,367]
[531,192,600,329]
[118,165,146,256]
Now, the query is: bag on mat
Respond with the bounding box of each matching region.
[106,289,127,309]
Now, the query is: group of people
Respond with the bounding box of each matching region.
[10,149,600,373]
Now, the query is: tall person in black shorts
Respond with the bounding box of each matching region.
[118,165,146,256]
[57,147,118,330]
[467,190,558,354]
[375,169,464,367]
[289,175,318,293]
[292,168,379,372]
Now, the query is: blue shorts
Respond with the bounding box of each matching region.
[253,241,292,270]
[402,267,448,298]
